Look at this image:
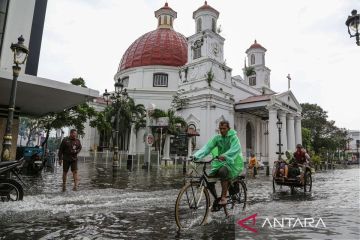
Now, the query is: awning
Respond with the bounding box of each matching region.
[234,94,273,119]
[0,70,99,117]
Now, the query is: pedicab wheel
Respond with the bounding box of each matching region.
[0,179,24,202]
[175,182,210,229]
[304,171,312,192]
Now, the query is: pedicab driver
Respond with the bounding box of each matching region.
[192,120,244,205]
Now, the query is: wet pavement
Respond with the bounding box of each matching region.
[0,158,359,240]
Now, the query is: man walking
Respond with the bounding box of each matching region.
[58,129,82,191]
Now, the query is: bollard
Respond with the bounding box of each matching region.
[183,158,187,174]
[266,166,270,176]
[127,155,133,171]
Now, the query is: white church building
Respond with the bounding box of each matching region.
[100,2,303,168]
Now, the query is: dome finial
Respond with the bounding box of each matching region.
[165,1,168,7]
[205,1,208,5]
[254,39,257,44]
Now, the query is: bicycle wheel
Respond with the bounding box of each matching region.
[0,179,24,202]
[224,180,247,217]
[304,171,312,192]
[175,182,210,229]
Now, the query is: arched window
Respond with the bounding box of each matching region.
[196,18,202,33]
[251,54,255,65]
[193,40,202,60]
[170,17,173,27]
[212,18,216,32]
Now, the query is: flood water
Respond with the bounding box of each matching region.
[0,158,359,240]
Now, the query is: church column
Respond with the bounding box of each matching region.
[256,120,261,159]
[295,116,302,146]
[239,114,246,157]
[261,121,267,162]
[279,111,288,151]
[268,107,278,169]
[287,114,295,151]
[162,135,172,161]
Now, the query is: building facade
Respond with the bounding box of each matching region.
[100,2,303,168]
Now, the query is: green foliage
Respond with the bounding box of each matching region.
[90,97,146,150]
[70,77,87,88]
[301,103,349,155]
[19,117,44,146]
[302,127,312,150]
[244,66,256,77]
[206,68,214,87]
[311,154,322,166]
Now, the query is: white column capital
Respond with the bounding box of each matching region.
[287,114,295,120]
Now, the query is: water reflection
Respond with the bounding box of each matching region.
[0,159,359,240]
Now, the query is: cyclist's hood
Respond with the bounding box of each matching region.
[225,129,237,137]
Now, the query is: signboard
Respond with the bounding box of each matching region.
[146,134,154,146]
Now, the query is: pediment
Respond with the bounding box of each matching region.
[275,90,302,112]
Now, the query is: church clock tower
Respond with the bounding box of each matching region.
[178,1,235,148]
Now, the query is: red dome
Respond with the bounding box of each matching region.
[119,28,188,71]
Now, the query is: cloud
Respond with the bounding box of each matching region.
[38,0,360,130]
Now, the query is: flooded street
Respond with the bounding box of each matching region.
[0,158,359,240]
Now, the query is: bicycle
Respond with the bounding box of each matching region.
[174,157,247,229]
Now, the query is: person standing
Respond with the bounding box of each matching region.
[58,129,82,191]
[248,153,258,178]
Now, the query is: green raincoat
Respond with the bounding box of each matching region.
[193,129,244,179]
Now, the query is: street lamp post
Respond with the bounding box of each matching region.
[1,36,29,161]
[103,78,128,168]
[345,9,360,46]
[276,120,283,161]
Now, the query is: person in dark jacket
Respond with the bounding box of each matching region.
[58,129,82,191]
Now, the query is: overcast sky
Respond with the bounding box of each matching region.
[37,0,359,130]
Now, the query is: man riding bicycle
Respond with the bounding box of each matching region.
[192,120,244,205]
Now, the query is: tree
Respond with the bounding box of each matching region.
[70,77,87,88]
[301,103,349,157]
[89,106,113,148]
[19,117,44,146]
[301,103,329,154]
[90,97,146,151]
[302,127,312,151]
[39,78,95,148]
[39,102,96,147]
